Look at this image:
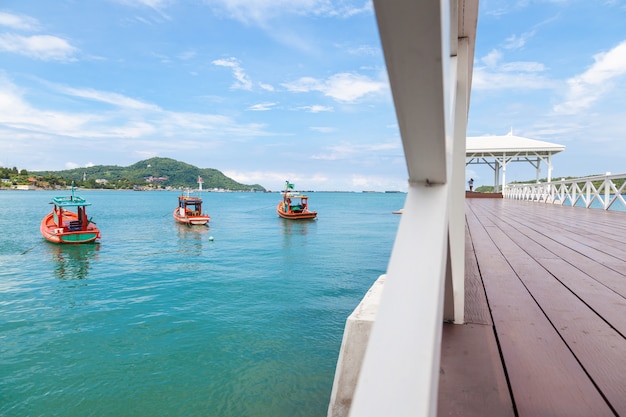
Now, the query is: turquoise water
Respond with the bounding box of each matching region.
[0,190,404,417]
[569,194,626,211]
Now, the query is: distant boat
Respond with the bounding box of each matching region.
[174,192,210,226]
[277,181,317,220]
[40,185,101,244]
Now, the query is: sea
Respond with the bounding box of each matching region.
[0,190,406,417]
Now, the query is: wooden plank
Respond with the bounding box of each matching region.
[466,201,615,417]
[485,219,626,415]
[438,323,514,417]
[497,200,626,251]
[477,204,626,337]
[463,222,491,325]
[473,200,626,298]
[495,205,626,274]
[543,205,626,239]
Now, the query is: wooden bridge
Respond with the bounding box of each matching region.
[439,198,626,416]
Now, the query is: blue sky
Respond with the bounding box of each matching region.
[1,1,625,191]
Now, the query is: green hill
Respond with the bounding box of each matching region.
[32,157,265,191]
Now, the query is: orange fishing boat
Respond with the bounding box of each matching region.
[40,186,101,244]
[174,192,210,226]
[277,181,317,220]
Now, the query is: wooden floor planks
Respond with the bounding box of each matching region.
[438,198,626,417]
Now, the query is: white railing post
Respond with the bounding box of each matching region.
[604,173,611,210]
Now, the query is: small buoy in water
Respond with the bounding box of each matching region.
[209,236,214,241]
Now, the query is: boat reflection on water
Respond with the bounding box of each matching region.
[48,243,100,280]
[280,217,313,237]
[175,222,210,257]
[176,221,210,236]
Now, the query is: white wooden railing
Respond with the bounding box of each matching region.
[503,172,626,211]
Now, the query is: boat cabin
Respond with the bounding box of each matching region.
[285,195,308,213]
[51,196,91,231]
[178,196,204,217]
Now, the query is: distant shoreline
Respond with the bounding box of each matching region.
[1,187,407,194]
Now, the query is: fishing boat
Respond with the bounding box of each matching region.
[277,181,317,220]
[40,186,101,244]
[174,192,210,226]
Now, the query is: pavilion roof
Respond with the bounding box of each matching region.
[466,132,565,156]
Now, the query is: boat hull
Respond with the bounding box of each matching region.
[40,212,100,244]
[276,203,317,220]
[173,209,210,226]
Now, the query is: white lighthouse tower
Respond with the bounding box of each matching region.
[198,176,203,191]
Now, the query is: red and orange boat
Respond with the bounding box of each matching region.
[174,192,210,226]
[40,187,101,244]
[277,181,317,220]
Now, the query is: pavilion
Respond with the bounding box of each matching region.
[466,131,565,192]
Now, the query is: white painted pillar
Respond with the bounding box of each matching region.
[535,158,541,183]
[494,161,498,192]
[501,156,507,193]
[445,36,469,324]
[547,154,553,183]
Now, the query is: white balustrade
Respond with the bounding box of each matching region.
[503,173,626,210]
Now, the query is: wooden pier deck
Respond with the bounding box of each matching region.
[438,198,626,417]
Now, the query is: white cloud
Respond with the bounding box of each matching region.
[248,102,277,111]
[311,141,400,161]
[503,29,536,50]
[178,50,197,60]
[554,40,626,114]
[472,67,553,91]
[473,49,552,91]
[0,76,268,143]
[57,86,162,111]
[212,57,253,90]
[310,126,335,133]
[500,61,545,72]
[350,173,404,191]
[208,0,371,26]
[0,12,40,31]
[115,0,172,19]
[299,105,333,113]
[0,33,77,61]
[283,72,386,103]
[481,49,502,68]
[343,43,380,56]
[479,49,544,73]
[224,169,276,182]
[63,161,94,169]
[133,0,171,8]
[223,169,311,190]
[259,82,274,91]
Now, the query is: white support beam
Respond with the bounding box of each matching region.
[349,0,454,416]
[445,36,470,324]
[374,0,450,184]
[336,1,479,416]
[348,184,450,417]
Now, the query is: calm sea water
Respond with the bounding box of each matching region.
[0,190,405,417]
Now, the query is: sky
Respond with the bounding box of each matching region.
[0,0,625,191]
